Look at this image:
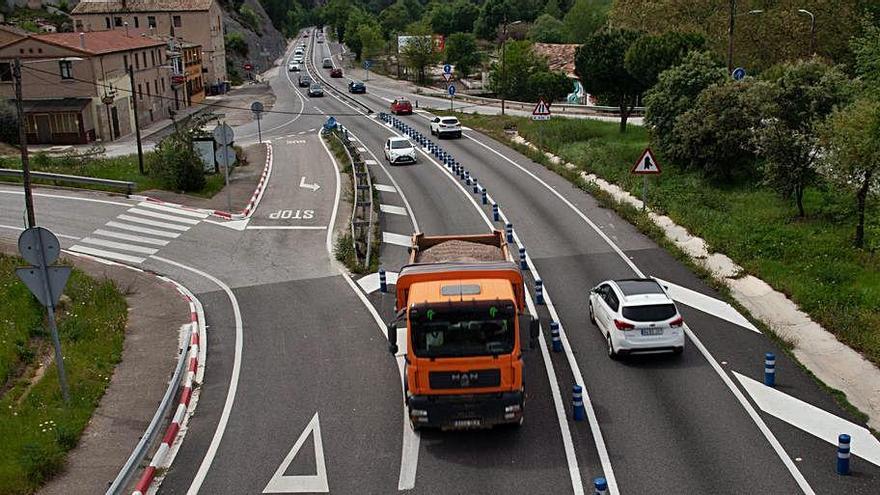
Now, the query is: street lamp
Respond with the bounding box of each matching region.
[727,1,764,73]
[500,20,521,116]
[798,9,817,55]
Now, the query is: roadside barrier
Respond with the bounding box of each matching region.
[572,384,586,421]
[837,434,851,475]
[551,321,562,352]
[593,477,608,495]
[764,352,776,387]
[535,279,544,305]
[519,247,528,270]
[473,180,480,194]
[506,223,513,242]
[379,268,387,293]
[490,199,497,215]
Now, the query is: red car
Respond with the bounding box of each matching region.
[390,98,413,115]
[330,68,343,78]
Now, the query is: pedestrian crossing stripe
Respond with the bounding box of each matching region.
[631,148,662,175]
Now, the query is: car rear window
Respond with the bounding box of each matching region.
[397,99,410,105]
[617,279,664,296]
[622,304,677,322]
[441,118,459,125]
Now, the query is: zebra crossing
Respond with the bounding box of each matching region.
[70,201,208,264]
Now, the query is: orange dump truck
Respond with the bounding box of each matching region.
[387,231,539,429]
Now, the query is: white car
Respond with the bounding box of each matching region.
[588,278,685,358]
[288,63,302,72]
[294,48,304,56]
[430,116,462,138]
[293,55,304,64]
[384,137,417,165]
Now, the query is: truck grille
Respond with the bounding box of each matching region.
[429,369,501,389]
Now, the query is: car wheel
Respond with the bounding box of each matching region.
[673,346,684,356]
[588,301,596,325]
[607,335,618,360]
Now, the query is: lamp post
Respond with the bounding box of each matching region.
[798,9,816,56]
[727,1,764,74]
[500,20,521,116]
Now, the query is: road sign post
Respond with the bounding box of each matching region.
[448,84,456,110]
[251,101,264,144]
[16,227,71,404]
[213,122,235,213]
[363,59,372,81]
[631,148,661,210]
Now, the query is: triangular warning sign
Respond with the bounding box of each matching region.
[263,413,329,493]
[631,148,661,175]
[532,98,551,116]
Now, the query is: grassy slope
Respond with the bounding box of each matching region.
[0,254,128,494]
[455,113,880,365]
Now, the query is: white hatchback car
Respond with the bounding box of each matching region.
[430,116,462,138]
[588,278,684,358]
[384,137,417,165]
[288,63,301,72]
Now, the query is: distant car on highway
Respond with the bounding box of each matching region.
[588,278,685,358]
[294,47,304,56]
[330,68,343,78]
[430,116,462,138]
[298,74,312,87]
[322,58,333,68]
[293,55,303,64]
[348,80,366,93]
[317,37,324,44]
[384,137,417,165]
[308,83,324,97]
[390,98,413,115]
[288,63,301,72]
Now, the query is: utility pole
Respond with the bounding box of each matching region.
[13,58,36,228]
[727,0,736,74]
[499,20,521,116]
[798,9,817,56]
[128,65,145,175]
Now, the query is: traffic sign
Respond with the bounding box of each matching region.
[631,148,661,175]
[251,101,264,115]
[732,67,746,81]
[447,84,456,96]
[324,116,337,131]
[215,145,237,167]
[18,226,60,266]
[213,123,235,146]
[443,63,452,74]
[363,59,372,70]
[244,63,253,71]
[531,98,551,121]
[442,72,452,82]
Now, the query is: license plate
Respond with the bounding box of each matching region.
[641,328,664,336]
[454,419,481,428]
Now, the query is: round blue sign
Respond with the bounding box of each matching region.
[447,84,456,96]
[443,64,452,74]
[324,116,337,130]
[363,60,372,70]
[732,67,746,81]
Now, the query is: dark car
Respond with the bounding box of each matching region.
[330,68,343,78]
[348,80,366,93]
[298,74,312,87]
[308,83,324,97]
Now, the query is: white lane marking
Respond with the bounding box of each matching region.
[356,271,400,293]
[382,232,411,247]
[117,214,191,231]
[263,412,329,493]
[734,371,880,467]
[236,43,306,140]
[137,202,210,219]
[152,255,243,495]
[656,278,760,333]
[106,220,181,238]
[93,229,169,246]
[380,204,407,216]
[357,147,367,153]
[127,208,200,225]
[0,223,79,239]
[79,237,158,255]
[68,245,145,264]
[375,184,398,194]
[0,189,132,206]
[365,159,378,165]
[245,225,327,230]
[205,218,250,231]
[317,128,342,256]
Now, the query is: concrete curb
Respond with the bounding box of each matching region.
[510,131,880,429]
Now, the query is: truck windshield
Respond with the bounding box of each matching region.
[410,302,516,358]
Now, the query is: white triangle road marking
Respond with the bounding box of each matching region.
[356,270,399,293]
[205,218,251,231]
[263,412,329,493]
[655,278,760,333]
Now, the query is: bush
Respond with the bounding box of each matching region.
[148,131,206,192]
[239,4,261,34]
[225,32,248,57]
[0,99,19,146]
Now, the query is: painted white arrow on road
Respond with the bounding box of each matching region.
[300,176,320,192]
[263,412,329,493]
[656,278,760,333]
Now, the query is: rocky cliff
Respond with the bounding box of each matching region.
[222,0,287,83]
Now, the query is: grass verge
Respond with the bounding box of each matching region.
[0,253,128,493]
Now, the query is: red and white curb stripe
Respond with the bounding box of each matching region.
[131,142,274,221]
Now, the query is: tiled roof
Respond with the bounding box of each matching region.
[34,29,165,55]
[533,43,579,78]
[72,0,214,14]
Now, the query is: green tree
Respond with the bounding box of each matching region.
[563,0,611,44]
[528,14,567,43]
[0,99,18,146]
[489,39,569,102]
[357,23,385,61]
[239,5,261,33]
[148,126,205,192]
[543,0,562,19]
[822,97,880,248]
[575,28,645,132]
[400,23,436,84]
[851,21,880,93]
[445,32,481,79]
[344,8,376,59]
[753,59,852,217]
[624,32,705,88]
[321,0,354,40]
[526,70,571,102]
[474,0,510,40]
[450,0,480,34]
[379,1,411,37]
[427,1,456,36]
[224,32,248,56]
[644,51,726,156]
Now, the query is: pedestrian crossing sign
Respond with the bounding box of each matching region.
[631,148,661,175]
[531,98,551,121]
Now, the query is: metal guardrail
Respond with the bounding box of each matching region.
[0,168,136,195]
[418,90,645,116]
[333,126,374,269]
[106,324,192,495]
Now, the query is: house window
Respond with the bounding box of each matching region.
[173,16,182,28]
[135,52,140,69]
[142,52,147,68]
[154,80,158,94]
[123,55,128,70]
[151,51,155,66]
[75,20,84,31]
[133,16,139,28]
[59,60,73,80]
[52,113,79,133]
[114,17,123,27]
[0,63,12,82]
[105,17,111,29]
[138,83,143,100]
[147,16,156,28]
[161,78,165,92]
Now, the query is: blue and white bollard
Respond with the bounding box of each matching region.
[535,279,544,305]
[593,477,608,495]
[837,434,851,475]
[572,385,586,421]
[473,181,480,194]
[506,223,514,243]
[550,321,562,352]
[491,199,498,216]
[379,268,387,293]
[764,352,776,387]
[519,248,528,270]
